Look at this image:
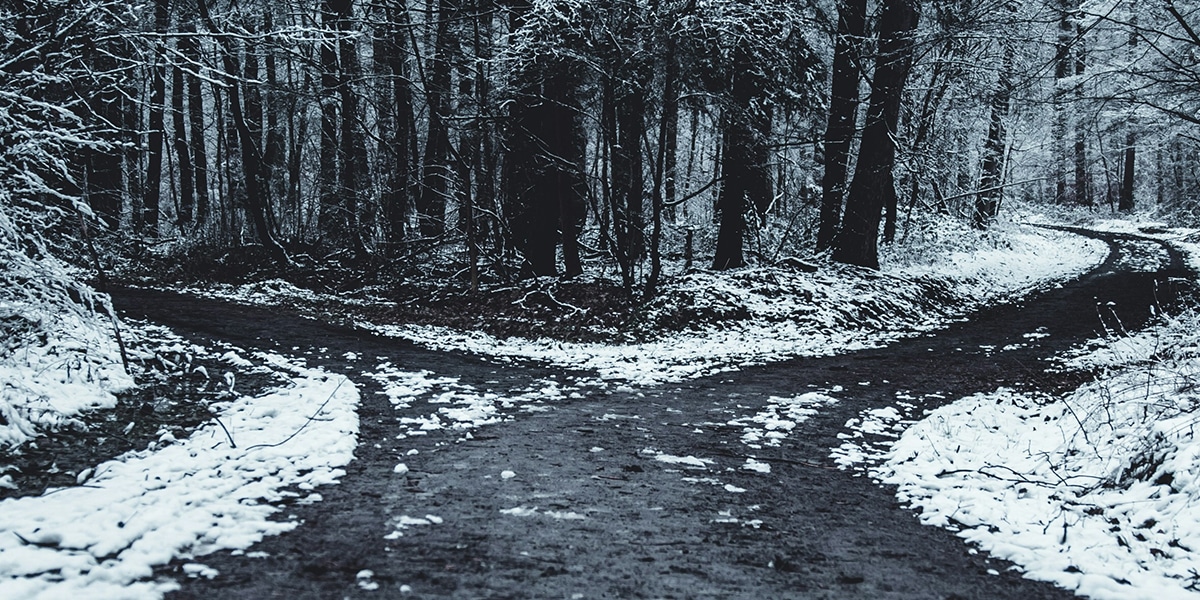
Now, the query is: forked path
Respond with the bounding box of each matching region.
[112,229,1193,599]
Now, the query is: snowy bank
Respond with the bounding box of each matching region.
[0,355,359,598]
[364,223,1106,384]
[861,228,1200,599]
[0,308,134,451]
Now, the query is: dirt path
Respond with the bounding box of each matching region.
[111,229,1193,599]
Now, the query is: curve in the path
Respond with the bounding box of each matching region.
[109,228,1192,599]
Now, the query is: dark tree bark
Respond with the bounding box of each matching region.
[83,44,127,230]
[418,0,456,239]
[712,45,772,271]
[607,71,647,289]
[472,1,498,269]
[263,12,287,209]
[503,58,587,278]
[180,27,210,229]
[1053,0,1074,203]
[973,44,1015,229]
[196,0,286,261]
[141,0,170,236]
[1119,138,1135,212]
[1119,12,1137,213]
[337,1,370,247]
[318,0,345,242]
[817,0,867,252]
[832,0,919,269]
[376,2,416,254]
[1073,38,1091,206]
[171,39,195,228]
[646,24,678,298]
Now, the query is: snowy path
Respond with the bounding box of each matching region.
[100,228,1190,599]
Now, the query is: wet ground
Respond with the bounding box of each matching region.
[108,228,1193,599]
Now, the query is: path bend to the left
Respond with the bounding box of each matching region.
[109,227,1193,599]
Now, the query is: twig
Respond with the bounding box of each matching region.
[244,377,347,451]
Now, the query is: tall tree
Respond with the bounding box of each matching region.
[1118,5,1137,212]
[170,32,195,228]
[817,0,868,252]
[973,43,1015,229]
[418,0,456,239]
[196,0,286,261]
[318,0,346,243]
[712,44,771,270]
[337,0,371,247]
[502,0,588,277]
[141,0,170,235]
[832,0,920,269]
[375,1,417,253]
[179,24,210,230]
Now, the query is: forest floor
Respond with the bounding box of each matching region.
[2,221,1198,598]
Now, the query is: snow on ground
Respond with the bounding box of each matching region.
[0,307,134,450]
[726,392,839,449]
[837,236,1200,598]
[368,364,579,441]
[0,352,359,598]
[174,221,1105,385]
[360,223,1105,385]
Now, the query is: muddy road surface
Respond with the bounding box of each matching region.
[111,229,1192,599]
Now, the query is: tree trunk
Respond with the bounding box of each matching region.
[263,12,286,216]
[83,45,127,230]
[337,1,370,247]
[610,77,646,289]
[817,0,867,252]
[1073,36,1091,206]
[180,28,210,230]
[712,43,772,271]
[375,4,415,254]
[503,61,586,277]
[318,0,345,243]
[171,41,195,228]
[418,0,455,239]
[141,0,170,236]
[196,0,285,261]
[973,44,1015,229]
[832,0,919,269]
[1053,0,1074,203]
[646,28,677,298]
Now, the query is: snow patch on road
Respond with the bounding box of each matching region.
[369,365,568,438]
[728,392,838,449]
[0,356,359,598]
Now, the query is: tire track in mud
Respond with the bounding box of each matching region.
[111,229,1192,599]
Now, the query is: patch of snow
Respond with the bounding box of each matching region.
[0,358,358,598]
[647,451,713,469]
[499,506,539,517]
[871,297,1200,599]
[729,392,838,448]
[742,458,771,474]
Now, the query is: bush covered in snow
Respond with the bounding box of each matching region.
[0,2,135,450]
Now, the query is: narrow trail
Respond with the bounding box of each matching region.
[111,229,1193,599]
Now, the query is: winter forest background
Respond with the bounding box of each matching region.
[4,0,1192,293]
[11,1,1200,597]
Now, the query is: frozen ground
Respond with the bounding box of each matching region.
[834,223,1200,599]
[190,221,1107,385]
[0,337,360,597]
[0,218,1165,597]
